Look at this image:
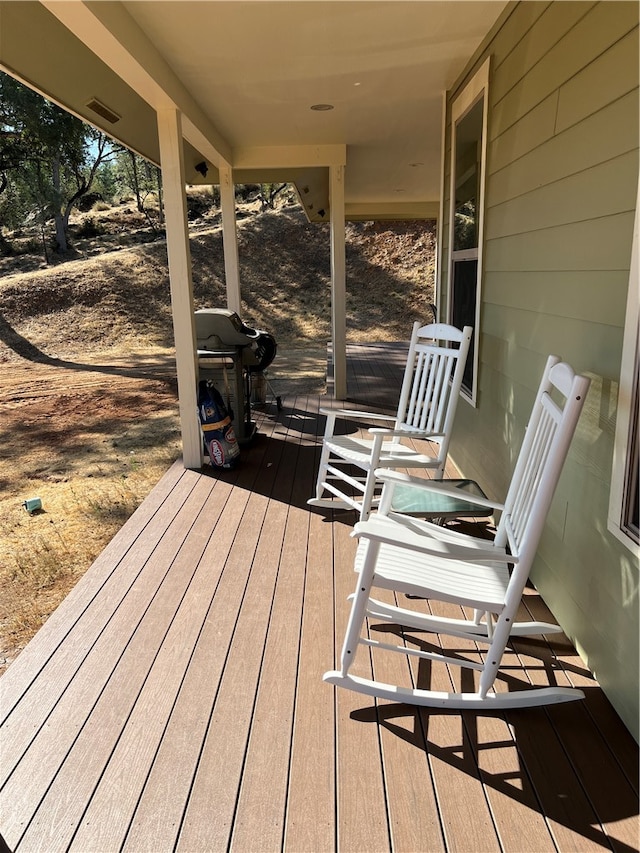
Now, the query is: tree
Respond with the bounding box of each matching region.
[50,128,115,253]
[258,183,288,210]
[0,82,34,253]
[113,147,163,231]
[0,130,28,196]
[0,72,116,255]
[234,182,291,211]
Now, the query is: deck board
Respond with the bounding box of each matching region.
[281,397,337,853]
[1,344,638,853]
[284,507,336,852]
[230,397,318,852]
[334,510,392,853]
[373,592,448,853]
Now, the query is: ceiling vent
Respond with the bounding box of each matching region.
[86,98,121,124]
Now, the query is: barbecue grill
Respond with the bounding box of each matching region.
[195,308,279,444]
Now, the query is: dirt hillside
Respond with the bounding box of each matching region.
[0,197,435,669]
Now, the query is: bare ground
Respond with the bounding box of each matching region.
[0,199,435,669]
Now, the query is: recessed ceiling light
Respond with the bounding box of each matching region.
[310,103,334,111]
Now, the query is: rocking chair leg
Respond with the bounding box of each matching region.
[360,433,385,520]
[360,468,378,522]
[472,609,494,639]
[478,611,515,698]
[337,542,379,675]
[313,443,333,501]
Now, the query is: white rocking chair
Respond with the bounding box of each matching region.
[324,355,591,709]
[308,322,473,521]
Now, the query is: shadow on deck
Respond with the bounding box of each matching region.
[1,346,638,852]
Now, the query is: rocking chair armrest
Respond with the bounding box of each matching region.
[352,515,517,565]
[319,407,396,422]
[368,427,445,439]
[374,469,505,513]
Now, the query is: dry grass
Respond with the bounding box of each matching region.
[2,478,145,649]
[0,357,182,666]
[0,200,435,668]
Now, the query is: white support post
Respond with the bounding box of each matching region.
[219,163,242,314]
[330,164,347,399]
[157,107,202,469]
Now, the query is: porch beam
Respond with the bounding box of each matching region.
[330,164,347,400]
[42,0,231,167]
[157,107,202,470]
[345,201,439,221]
[233,144,346,169]
[219,163,242,315]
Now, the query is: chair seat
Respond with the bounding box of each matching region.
[389,478,492,519]
[324,435,440,469]
[354,515,509,612]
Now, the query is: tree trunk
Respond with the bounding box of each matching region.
[129,150,142,212]
[156,167,164,225]
[0,230,13,257]
[51,157,68,254]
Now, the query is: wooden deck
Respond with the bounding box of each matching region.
[1,345,639,853]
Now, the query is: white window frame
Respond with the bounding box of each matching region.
[608,184,639,555]
[447,56,490,406]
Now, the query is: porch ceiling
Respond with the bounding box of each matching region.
[0,0,508,221]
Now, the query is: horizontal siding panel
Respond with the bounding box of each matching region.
[486,1,551,73]
[490,1,595,104]
[533,556,636,685]
[478,331,552,397]
[481,302,624,378]
[489,92,559,174]
[491,1,639,134]
[486,150,638,239]
[452,405,515,498]
[480,345,550,428]
[536,490,638,635]
[556,483,638,606]
[535,556,640,743]
[489,90,639,203]
[455,364,616,525]
[568,372,618,482]
[483,210,635,272]
[483,270,628,327]
[556,26,639,132]
[452,352,552,495]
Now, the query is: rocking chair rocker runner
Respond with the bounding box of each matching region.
[324,355,591,709]
[308,322,473,521]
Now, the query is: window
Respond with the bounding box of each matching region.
[448,58,490,403]
[623,364,639,543]
[609,191,640,552]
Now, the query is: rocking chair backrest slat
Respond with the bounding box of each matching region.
[407,349,434,429]
[513,396,562,542]
[395,321,422,427]
[396,323,473,439]
[408,350,443,432]
[426,352,456,432]
[495,356,590,575]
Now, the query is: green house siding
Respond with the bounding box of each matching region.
[440,1,639,738]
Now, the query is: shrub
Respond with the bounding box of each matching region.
[76,216,106,238]
[186,187,217,220]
